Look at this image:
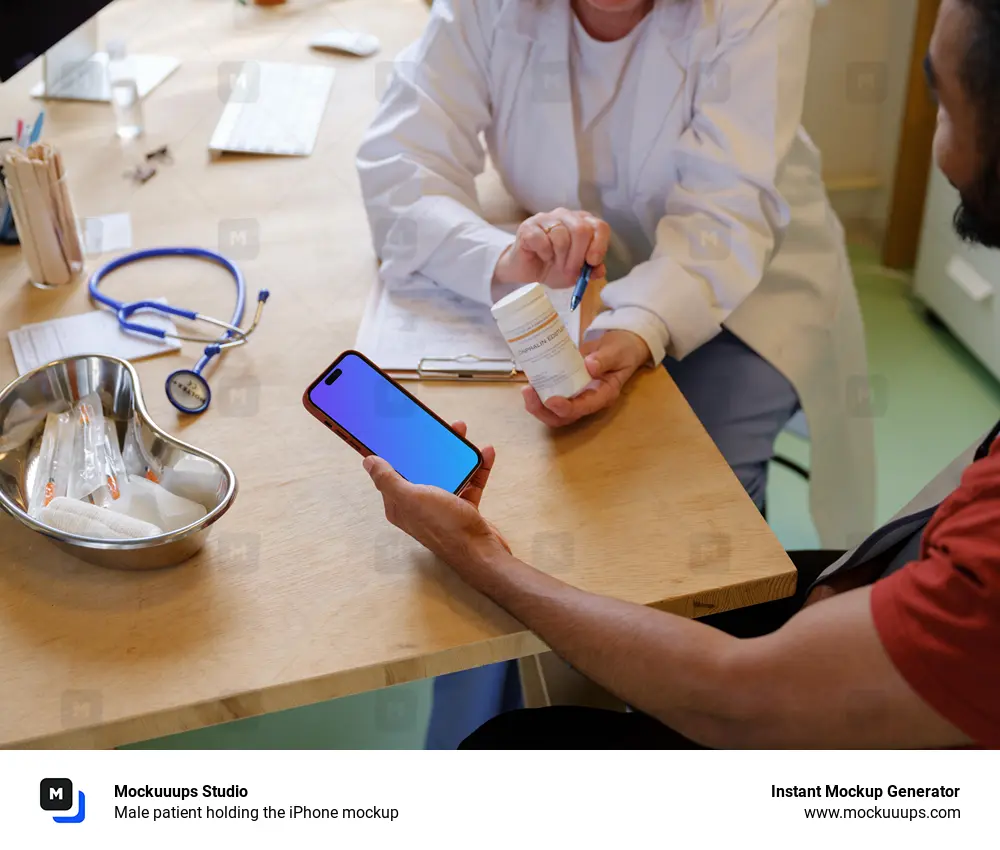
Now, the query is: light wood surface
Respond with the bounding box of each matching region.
[0,0,795,749]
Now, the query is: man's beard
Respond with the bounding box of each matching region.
[953,157,1000,248]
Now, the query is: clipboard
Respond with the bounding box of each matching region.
[355,274,581,382]
[417,355,519,381]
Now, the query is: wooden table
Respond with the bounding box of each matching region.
[0,0,795,749]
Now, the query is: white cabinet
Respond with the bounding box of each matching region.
[913,166,1000,381]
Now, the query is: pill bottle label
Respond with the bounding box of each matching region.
[492,284,591,402]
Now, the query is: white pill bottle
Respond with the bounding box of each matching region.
[491,283,592,403]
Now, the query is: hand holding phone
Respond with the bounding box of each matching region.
[303,351,483,495]
[362,430,514,581]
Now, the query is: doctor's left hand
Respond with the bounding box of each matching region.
[363,422,512,583]
[522,330,651,428]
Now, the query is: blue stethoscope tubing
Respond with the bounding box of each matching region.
[88,246,268,413]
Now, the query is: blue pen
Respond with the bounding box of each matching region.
[569,262,593,312]
[27,110,45,145]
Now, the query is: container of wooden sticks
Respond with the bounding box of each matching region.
[1,143,85,288]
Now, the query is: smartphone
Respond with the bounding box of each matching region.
[303,350,483,495]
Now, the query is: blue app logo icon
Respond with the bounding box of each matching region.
[40,778,86,823]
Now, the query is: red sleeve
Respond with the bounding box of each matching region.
[871,443,1000,748]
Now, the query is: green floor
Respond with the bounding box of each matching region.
[127,244,1000,750]
[768,244,1000,550]
[124,682,433,749]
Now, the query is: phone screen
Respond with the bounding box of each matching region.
[307,352,481,494]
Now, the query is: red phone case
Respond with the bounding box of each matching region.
[302,350,483,495]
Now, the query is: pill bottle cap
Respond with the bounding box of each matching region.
[491,282,549,323]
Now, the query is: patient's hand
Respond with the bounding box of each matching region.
[364,422,511,581]
[523,330,650,428]
[493,208,610,290]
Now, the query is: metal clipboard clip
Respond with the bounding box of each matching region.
[416,354,520,381]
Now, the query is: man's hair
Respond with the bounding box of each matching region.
[959,0,1000,153]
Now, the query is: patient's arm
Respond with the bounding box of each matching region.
[363,441,985,749]
[473,553,971,749]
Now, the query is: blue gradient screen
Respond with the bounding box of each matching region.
[309,353,480,493]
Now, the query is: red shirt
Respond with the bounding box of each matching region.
[871,438,1000,748]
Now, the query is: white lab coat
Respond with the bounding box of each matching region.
[357,0,876,548]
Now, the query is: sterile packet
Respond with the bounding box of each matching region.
[0,398,68,454]
[159,455,225,509]
[122,415,162,483]
[91,420,130,509]
[67,393,108,501]
[27,411,74,517]
[2,399,35,432]
[106,473,207,532]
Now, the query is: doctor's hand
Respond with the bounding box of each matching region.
[523,330,651,428]
[363,422,512,582]
[493,209,610,290]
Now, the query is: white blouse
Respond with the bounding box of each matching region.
[570,13,653,283]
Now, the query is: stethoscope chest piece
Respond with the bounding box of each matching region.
[88,246,270,416]
[166,369,212,415]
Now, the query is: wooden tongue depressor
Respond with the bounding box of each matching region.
[25,155,71,285]
[1,150,46,285]
[30,142,84,270]
[28,144,71,270]
[50,147,84,268]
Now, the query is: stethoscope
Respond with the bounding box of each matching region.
[88,247,269,415]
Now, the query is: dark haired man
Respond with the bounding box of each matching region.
[364,0,1000,749]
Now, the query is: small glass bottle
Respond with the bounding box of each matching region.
[107,41,144,141]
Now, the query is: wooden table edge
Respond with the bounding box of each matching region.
[4,567,797,750]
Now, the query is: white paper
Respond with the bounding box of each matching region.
[209,62,335,157]
[83,213,133,255]
[355,275,580,375]
[8,302,181,376]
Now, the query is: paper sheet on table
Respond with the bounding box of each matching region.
[356,273,580,377]
[8,301,181,376]
[83,212,133,255]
